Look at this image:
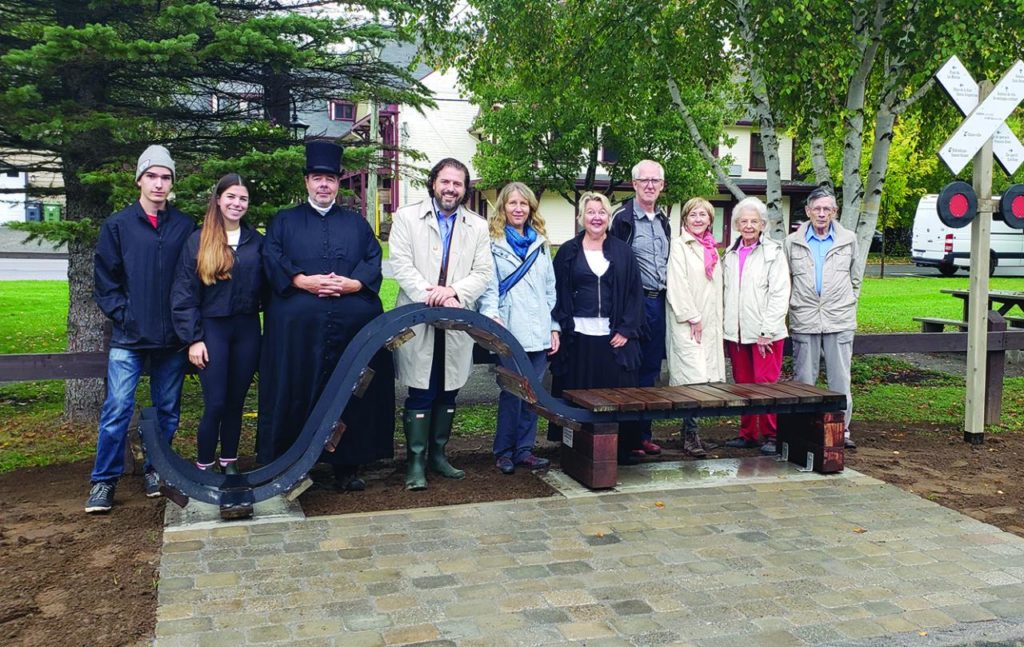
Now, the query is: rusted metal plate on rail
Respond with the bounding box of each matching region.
[495,366,537,403]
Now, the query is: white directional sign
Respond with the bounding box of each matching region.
[939,59,1024,175]
[937,56,1024,175]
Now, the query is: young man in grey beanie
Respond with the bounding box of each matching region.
[86,144,195,513]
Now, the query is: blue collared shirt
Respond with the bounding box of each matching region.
[805,223,835,295]
[434,200,457,270]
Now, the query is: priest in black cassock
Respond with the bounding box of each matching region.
[256,140,394,491]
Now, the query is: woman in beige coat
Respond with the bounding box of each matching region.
[722,197,790,455]
[666,198,725,457]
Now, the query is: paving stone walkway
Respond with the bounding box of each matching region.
[155,460,1024,646]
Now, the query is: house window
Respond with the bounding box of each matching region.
[330,100,355,121]
[749,133,766,172]
[600,128,621,164]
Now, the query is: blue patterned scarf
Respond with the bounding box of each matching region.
[504,224,537,259]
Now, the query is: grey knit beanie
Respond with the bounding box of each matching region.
[135,145,176,181]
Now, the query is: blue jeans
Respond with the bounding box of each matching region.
[494,351,548,461]
[638,294,666,441]
[91,347,187,484]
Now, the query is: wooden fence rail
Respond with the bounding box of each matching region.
[3,329,1023,424]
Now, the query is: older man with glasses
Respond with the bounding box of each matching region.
[610,160,671,459]
[783,186,863,449]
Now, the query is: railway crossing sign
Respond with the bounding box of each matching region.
[934,56,1024,443]
[938,59,1024,175]
[936,56,1024,176]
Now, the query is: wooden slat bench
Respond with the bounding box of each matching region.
[913,316,969,332]
[551,382,847,489]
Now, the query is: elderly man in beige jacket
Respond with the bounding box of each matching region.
[389,158,494,490]
[784,186,863,449]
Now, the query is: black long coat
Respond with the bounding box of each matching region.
[256,202,394,466]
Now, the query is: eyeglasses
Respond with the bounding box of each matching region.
[634,178,664,186]
[808,206,836,214]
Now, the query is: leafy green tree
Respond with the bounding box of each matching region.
[419,0,725,211]
[0,0,432,419]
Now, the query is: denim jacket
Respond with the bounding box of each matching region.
[478,235,559,352]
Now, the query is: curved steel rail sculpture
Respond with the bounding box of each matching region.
[140,303,599,515]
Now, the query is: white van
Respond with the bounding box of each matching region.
[911,194,1024,276]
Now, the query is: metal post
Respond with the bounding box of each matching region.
[964,81,994,443]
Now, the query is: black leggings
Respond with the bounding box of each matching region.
[196,314,261,464]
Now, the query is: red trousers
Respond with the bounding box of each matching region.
[726,339,785,441]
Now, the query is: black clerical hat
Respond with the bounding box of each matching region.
[305,141,343,175]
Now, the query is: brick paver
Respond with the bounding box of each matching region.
[156,466,1024,645]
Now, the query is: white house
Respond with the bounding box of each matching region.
[390,68,815,246]
[0,168,27,223]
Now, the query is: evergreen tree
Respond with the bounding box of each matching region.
[0,0,432,419]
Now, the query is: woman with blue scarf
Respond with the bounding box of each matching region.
[478,182,559,475]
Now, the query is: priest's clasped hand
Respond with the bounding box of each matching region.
[292,273,362,297]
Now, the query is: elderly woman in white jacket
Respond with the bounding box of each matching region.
[478,182,559,475]
[722,196,791,455]
[666,198,725,457]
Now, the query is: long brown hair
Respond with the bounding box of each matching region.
[489,182,548,245]
[196,173,247,286]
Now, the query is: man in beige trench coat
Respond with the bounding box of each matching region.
[389,158,493,489]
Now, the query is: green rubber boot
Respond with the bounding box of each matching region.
[428,404,465,479]
[403,408,430,490]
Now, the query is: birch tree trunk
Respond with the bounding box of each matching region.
[839,0,888,231]
[666,77,745,201]
[734,0,785,239]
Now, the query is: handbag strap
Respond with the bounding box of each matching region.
[498,245,542,298]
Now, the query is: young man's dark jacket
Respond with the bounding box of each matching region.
[94,200,195,349]
[609,197,671,246]
[170,224,265,345]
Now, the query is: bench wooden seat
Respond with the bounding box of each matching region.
[913,316,969,332]
[546,381,847,488]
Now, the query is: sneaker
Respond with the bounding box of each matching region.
[760,441,777,455]
[724,437,760,449]
[85,482,116,513]
[844,437,857,450]
[516,454,550,470]
[144,471,162,498]
[496,456,515,475]
[639,439,662,455]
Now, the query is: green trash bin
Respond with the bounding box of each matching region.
[43,203,61,222]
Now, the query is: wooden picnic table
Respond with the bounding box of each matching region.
[940,289,1024,321]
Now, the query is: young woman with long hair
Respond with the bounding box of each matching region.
[171,173,264,473]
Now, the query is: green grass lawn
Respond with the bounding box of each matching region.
[1,274,1022,471]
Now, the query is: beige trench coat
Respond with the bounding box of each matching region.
[665,230,726,385]
[722,234,791,344]
[389,199,494,390]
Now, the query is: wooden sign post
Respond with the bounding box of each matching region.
[936,58,1024,443]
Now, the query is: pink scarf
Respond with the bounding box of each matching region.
[693,229,718,279]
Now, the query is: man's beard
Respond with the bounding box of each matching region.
[438,193,461,211]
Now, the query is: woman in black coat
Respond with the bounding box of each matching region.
[549,192,646,463]
[171,173,264,473]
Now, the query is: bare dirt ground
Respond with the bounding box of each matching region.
[2,358,1023,645]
